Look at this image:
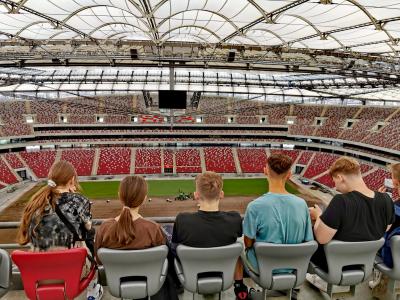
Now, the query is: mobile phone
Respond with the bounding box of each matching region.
[384,178,394,196]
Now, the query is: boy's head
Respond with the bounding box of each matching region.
[194,171,224,202]
[390,163,400,189]
[264,153,293,181]
[329,156,362,193]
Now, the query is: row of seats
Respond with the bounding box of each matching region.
[3,237,400,299]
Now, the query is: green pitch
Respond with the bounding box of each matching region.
[79,178,298,199]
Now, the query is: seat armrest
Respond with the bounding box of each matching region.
[174,258,185,285]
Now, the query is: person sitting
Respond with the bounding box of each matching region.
[171,171,247,300]
[17,160,102,300]
[370,162,400,294]
[242,153,313,275]
[309,157,395,274]
[94,175,177,300]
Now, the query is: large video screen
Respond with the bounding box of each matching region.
[158,90,187,109]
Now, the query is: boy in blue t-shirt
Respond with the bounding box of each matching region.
[243,153,314,274]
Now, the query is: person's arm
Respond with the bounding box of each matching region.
[153,225,166,246]
[94,225,103,264]
[313,216,337,244]
[309,196,343,244]
[385,195,395,232]
[243,204,257,249]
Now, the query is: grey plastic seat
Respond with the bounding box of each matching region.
[174,242,243,299]
[243,241,318,299]
[0,249,11,298]
[374,236,400,297]
[308,239,384,298]
[98,245,168,300]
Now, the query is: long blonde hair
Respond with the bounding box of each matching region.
[17,160,79,245]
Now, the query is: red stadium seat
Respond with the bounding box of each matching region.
[11,248,95,300]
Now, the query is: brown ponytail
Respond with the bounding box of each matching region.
[108,176,148,245]
[17,160,78,245]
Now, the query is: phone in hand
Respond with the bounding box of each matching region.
[384,178,394,197]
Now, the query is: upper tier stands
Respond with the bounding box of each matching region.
[289,106,324,136]
[97,148,131,175]
[0,101,32,137]
[339,107,396,142]
[0,97,399,152]
[314,106,359,139]
[61,149,95,176]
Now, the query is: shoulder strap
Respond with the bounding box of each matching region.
[55,203,97,265]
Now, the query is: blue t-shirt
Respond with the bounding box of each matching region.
[243,192,314,273]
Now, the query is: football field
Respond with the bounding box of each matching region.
[80,178,299,199]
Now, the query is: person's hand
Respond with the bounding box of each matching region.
[378,186,387,193]
[309,204,322,221]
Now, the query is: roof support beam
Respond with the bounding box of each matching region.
[0,0,114,64]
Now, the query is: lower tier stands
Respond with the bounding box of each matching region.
[3,153,24,169]
[135,148,162,174]
[61,149,95,176]
[0,148,395,195]
[175,149,202,173]
[19,150,56,178]
[204,147,236,173]
[303,153,339,179]
[237,148,267,173]
[0,158,18,184]
[97,148,131,175]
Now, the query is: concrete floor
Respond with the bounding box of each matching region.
[1,278,387,300]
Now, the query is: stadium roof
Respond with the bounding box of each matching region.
[0,1,400,64]
[0,1,400,105]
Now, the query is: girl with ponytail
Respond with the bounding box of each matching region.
[94,175,165,260]
[17,160,93,251]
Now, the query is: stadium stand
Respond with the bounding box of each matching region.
[340,107,396,142]
[61,149,95,176]
[314,173,335,188]
[362,168,391,190]
[297,151,314,165]
[0,101,32,137]
[163,149,174,171]
[270,149,300,162]
[290,105,324,136]
[237,148,267,173]
[175,149,202,173]
[303,153,339,179]
[97,148,131,175]
[0,158,18,184]
[314,106,359,139]
[19,150,56,179]
[135,148,162,174]
[3,153,24,169]
[204,147,236,173]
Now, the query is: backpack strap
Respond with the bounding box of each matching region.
[55,204,97,266]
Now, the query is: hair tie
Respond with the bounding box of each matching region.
[47,179,56,187]
[123,206,131,210]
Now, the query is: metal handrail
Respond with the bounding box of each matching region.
[0,217,176,229]
[0,217,176,249]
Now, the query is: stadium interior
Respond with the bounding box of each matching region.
[0,0,400,299]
